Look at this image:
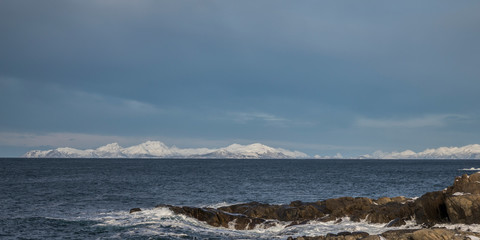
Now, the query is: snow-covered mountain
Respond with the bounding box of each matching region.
[362,144,480,159]
[23,141,309,159]
[23,142,480,159]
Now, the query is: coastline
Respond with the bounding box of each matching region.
[138,172,480,239]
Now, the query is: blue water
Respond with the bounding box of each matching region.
[0,158,478,239]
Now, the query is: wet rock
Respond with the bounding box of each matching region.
[129,208,141,213]
[288,231,369,240]
[286,220,310,227]
[218,201,326,221]
[289,229,480,240]
[168,205,266,230]
[384,218,407,227]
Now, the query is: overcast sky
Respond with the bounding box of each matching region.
[1,1,480,157]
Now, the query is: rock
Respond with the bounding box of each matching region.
[384,218,406,227]
[289,232,369,240]
[167,205,266,229]
[413,191,448,224]
[324,197,373,220]
[361,236,380,240]
[380,229,417,240]
[129,208,141,213]
[218,201,326,222]
[287,220,310,227]
[446,173,480,195]
[150,172,480,232]
[411,228,456,240]
[367,202,413,224]
[376,197,392,205]
[289,229,480,240]
[391,196,408,203]
[445,194,480,224]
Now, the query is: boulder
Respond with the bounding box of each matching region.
[380,229,417,240]
[446,173,480,195]
[411,228,457,240]
[367,202,413,224]
[445,194,480,224]
[376,197,391,205]
[324,197,373,221]
[391,196,408,203]
[413,191,448,224]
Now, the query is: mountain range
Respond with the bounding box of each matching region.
[361,144,480,159]
[23,142,480,159]
[23,141,309,159]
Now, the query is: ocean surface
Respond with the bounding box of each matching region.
[1,158,479,239]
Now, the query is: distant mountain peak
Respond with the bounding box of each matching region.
[96,143,122,151]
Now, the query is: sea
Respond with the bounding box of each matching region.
[1,158,480,239]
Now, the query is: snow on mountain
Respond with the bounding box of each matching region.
[123,141,174,157]
[24,142,480,159]
[198,143,308,159]
[23,141,309,159]
[362,144,480,159]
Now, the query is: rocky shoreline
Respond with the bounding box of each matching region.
[288,229,480,240]
[134,172,480,239]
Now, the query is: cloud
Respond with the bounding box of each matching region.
[69,89,163,115]
[0,77,167,134]
[355,114,467,128]
[0,132,147,149]
[229,112,288,124]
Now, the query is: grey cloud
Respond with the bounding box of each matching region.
[355,114,468,128]
[1,1,480,156]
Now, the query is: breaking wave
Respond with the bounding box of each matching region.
[459,167,480,171]
[63,207,422,239]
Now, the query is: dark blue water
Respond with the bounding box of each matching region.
[0,158,478,239]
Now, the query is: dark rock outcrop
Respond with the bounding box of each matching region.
[152,172,480,237]
[287,231,369,240]
[446,173,480,195]
[288,229,480,240]
[445,194,480,224]
[218,201,326,221]
[165,205,268,230]
[413,190,449,224]
[129,208,141,213]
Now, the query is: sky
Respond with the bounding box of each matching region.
[1,1,480,157]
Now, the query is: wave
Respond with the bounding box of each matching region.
[459,167,480,171]
[87,207,421,239]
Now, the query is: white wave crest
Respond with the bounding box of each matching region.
[459,167,480,171]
